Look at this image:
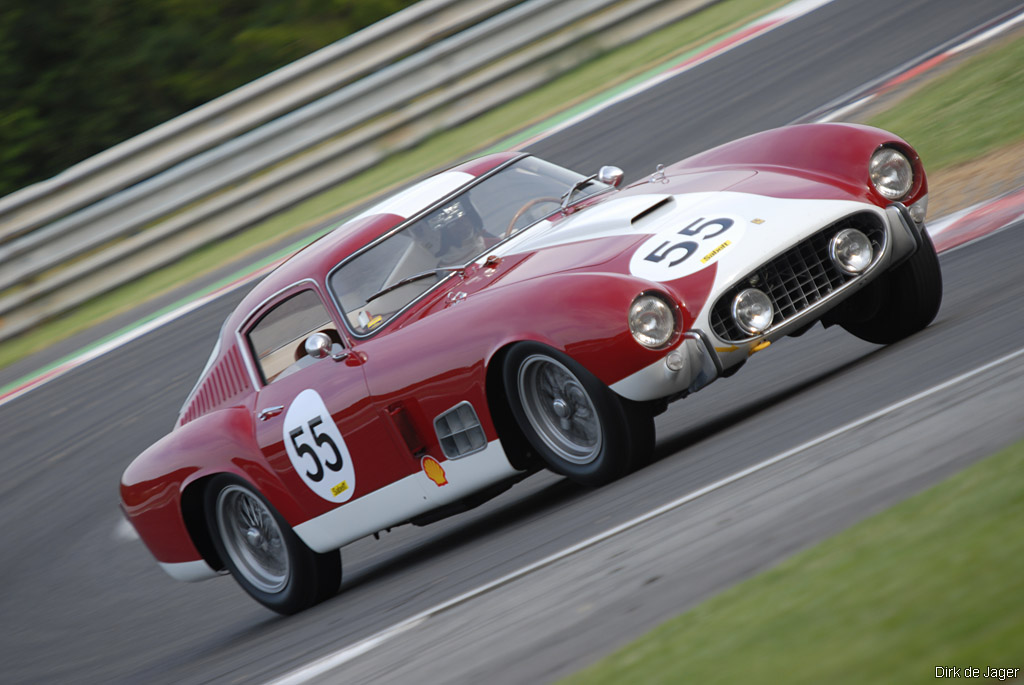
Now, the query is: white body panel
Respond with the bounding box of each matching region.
[294,441,521,553]
[578,191,920,401]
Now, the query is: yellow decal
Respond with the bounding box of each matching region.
[331,480,349,497]
[701,240,732,264]
[715,345,739,353]
[422,456,448,487]
[751,218,766,225]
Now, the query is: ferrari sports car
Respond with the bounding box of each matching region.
[121,123,941,613]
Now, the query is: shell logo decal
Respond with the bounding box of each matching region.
[421,456,448,486]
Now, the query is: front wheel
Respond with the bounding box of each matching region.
[205,475,340,614]
[840,230,943,344]
[503,343,654,486]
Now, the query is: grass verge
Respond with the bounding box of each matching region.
[0,0,787,373]
[867,31,1024,170]
[564,439,1024,684]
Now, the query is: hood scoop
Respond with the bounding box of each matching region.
[631,196,674,227]
[502,193,674,255]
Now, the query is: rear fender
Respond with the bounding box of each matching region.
[120,407,304,566]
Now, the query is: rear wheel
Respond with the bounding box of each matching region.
[503,343,653,486]
[841,231,942,344]
[205,475,340,614]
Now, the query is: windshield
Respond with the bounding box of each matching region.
[328,156,607,336]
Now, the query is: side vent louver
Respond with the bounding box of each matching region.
[434,402,487,459]
[179,346,250,425]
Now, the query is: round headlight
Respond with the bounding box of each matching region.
[732,289,773,335]
[629,295,675,348]
[829,228,873,274]
[869,148,913,200]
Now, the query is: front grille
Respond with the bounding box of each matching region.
[710,212,885,342]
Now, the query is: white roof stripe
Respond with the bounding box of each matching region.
[353,171,475,222]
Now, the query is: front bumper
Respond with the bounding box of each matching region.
[610,201,924,403]
[610,330,721,402]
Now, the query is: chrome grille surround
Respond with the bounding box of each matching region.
[710,212,887,343]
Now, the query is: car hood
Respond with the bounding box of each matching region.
[488,184,874,316]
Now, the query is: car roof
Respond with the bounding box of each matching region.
[225,151,523,332]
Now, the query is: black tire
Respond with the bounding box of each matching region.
[502,342,654,486]
[841,230,942,344]
[205,475,341,614]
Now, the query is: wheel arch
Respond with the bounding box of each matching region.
[485,342,539,472]
[121,407,310,569]
[180,475,226,573]
[663,123,928,208]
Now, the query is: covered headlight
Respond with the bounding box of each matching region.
[629,295,675,348]
[731,289,773,335]
[869,147,913,200]
[829,228,873,274]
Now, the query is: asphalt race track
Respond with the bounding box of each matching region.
[3,0,1024,683]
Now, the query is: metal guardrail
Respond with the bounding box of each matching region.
[0,0,518,243]
[0,0,715,342]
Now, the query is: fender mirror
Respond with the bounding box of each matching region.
[597,165,624,188]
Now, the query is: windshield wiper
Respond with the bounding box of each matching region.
[560,174,597,210]
[365,267,464,304]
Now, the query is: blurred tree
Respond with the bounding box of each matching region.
[0,0,416,197]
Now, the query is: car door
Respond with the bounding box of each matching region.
[244,284,415,518]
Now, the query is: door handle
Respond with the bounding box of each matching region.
[258,405,285,421]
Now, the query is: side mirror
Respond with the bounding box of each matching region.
[304,332,333,359]
[597,165,624,188]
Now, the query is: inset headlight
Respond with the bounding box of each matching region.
[829,228,873,274]
[732,289,773,335]
[870,147,913,200]
[629,295,675,348]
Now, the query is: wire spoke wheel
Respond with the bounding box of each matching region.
[204,476,341,614]
[517,354,603,465]
[216,485,289,594]
[503,342,654,485]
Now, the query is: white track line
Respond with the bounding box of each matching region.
[268,344,1024,685]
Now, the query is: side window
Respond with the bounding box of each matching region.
[247,290,341,384]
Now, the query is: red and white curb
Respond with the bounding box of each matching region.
[928,187,1024,253]
[815,6,1024,124]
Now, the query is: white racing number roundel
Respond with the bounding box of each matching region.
[283,389,356,503]
[629,215,746,282]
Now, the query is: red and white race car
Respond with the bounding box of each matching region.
[121,123,941,613]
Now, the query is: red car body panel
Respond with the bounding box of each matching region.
[649,123,926,207]
[121,123,928,573]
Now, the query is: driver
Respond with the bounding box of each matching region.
[425,198,490,266]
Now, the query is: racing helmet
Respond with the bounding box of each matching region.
[426,198,484,260]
